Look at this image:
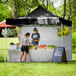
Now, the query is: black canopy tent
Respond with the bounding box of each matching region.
[5,6,72,62]
[6,6,72,27]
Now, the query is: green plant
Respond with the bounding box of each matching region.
[72,32,76,49]
[10,42,15,45]
[57,25,70,36]
[47,45,56,48]
[2,28,17,37]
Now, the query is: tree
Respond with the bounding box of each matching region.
[68,0,71,20]
[71,0,76,32]
[1,0,76,42]
[1,0,39,44]
[63,0,66,18]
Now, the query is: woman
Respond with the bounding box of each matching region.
[31,28,40,50]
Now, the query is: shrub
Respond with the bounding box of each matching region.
[10,42,15,45]
[72,32,76,49]
[2,28,17,37]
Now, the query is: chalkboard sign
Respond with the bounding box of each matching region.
[52,47,67,63]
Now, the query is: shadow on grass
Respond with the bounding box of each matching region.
[72,51,76,54]
[0,56,7,62]
[0,56,4,62]
[72,50,76,53]
[68,60,76,64]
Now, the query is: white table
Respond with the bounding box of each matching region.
[8,49,54,62]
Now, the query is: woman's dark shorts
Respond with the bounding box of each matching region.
[21,45,29,53]
[32,41,39,45]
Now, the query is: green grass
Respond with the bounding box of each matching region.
[0,62,76,76]
[0,38,76,76]
[0,38,18,62]
[0,38,18,50]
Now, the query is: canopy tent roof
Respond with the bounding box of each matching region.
[6,6,72,27]
[0,20,15,27]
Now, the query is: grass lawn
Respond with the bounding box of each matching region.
[0,38,76,76]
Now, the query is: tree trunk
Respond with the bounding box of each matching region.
[16,27,21,45]
[13,0,17,18]
[68,0,71,20]
[46,0,48,10]
[63,0,66,18]
[13,0,21,45]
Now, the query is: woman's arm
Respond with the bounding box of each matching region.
[34,38,40,41]
[31,38,34,41]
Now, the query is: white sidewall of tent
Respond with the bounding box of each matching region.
[21,26,72,61]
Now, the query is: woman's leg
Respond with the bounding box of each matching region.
[24,52,27,62]
[20,51,24,62]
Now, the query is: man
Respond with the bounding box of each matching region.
[20,32,30,62]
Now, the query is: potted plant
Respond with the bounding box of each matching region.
[9,42,18,50]
[10,42,14,45]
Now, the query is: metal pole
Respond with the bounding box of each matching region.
[61,23,63,47]
[5,23,7,62]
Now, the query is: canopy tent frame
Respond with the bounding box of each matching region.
[6,6,72,27]
[5,6,72,62]
[5,24,7,62]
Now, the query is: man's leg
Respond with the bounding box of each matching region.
[24,52,27,62]
[20,51,24,62]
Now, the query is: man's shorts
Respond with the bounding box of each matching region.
[21,45,29,53]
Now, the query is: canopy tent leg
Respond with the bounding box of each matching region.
[61,23,63,47]
[5,24,7,62]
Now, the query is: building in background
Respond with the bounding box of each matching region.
[0,20,15,37]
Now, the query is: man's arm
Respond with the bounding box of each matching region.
[19,37,23,48]
[29,38,31,44]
